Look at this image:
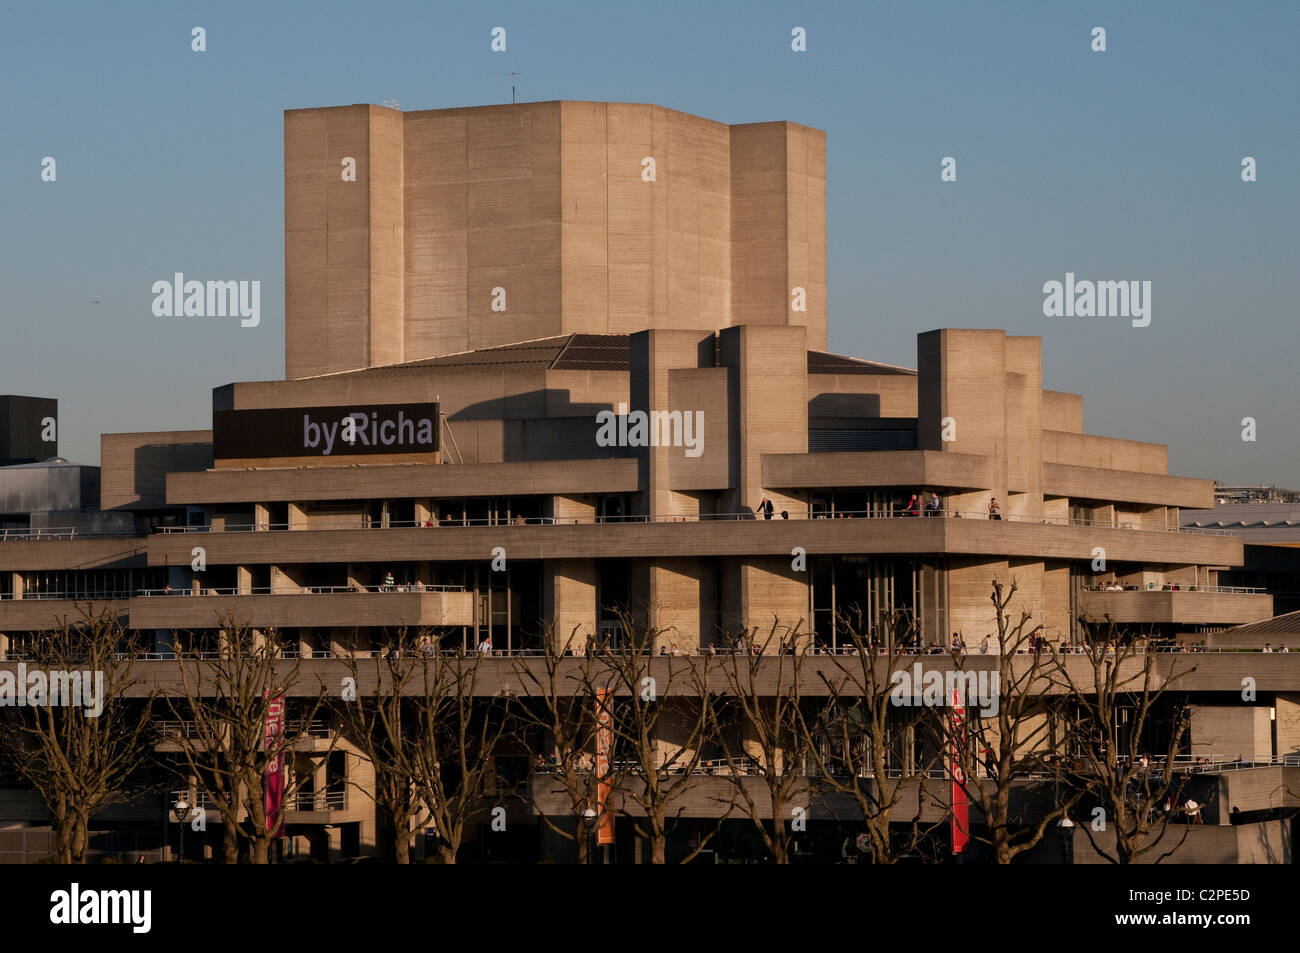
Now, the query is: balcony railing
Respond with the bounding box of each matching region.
[134,584,466,597]
[1082,584,1265,594]
[155,718,332,740]
[0,591,135,601]
[290,790,347,812]
[151,509,1236,536]
[0,527,141,542]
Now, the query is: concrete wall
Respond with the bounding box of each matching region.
[100,430,212,510]
[285,101,826,377]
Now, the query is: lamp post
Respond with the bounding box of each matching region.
[172,795,192,863]
[1056,814,1075,865]
[582,808,598,864]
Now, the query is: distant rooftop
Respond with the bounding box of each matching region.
[314,334,916,380]
[1210,484,1300,504]
[1216,609,1300,639]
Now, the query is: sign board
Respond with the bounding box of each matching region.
[213,403,439,460]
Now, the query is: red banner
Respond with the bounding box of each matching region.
[595,688,615,846]
[264,692,286,838]
[949,688,970,854]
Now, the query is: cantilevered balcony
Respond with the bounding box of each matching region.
[127,585,474,630]
[144,508,1245,568]
[0,594,129,632]
[1078,586,1273,627]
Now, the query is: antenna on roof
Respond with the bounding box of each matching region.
[508,71,522,104]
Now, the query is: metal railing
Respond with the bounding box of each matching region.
[0,591,135,601]
[150,509,1237,536]
[1082,584,1265,594]
[134,583,465,597]
[290,790,347,812]
[0,527,141,542]
[155,718,332,739]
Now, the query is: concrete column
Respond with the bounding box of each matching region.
[10,572,22,599]
[717,325,808,517]
[1275,695,1300,762]
[918,329,1010,515]
[629,328,717,518]
[734,557,808,648]
[643,557,716,653]
[1003,335,1043,519]
[254,503,270,530]
[236,565,253,595]
[550,495,595,525]
[947,557,1050,651]
[544,560,597,652]
[288,502,307,531]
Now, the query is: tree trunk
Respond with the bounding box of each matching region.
[251,837,269,864]
[575,816,589,864]
[650,817,667,864]
[55,820,74,865]
[71,809,91,864]
[394,822,410,864]
[772,824,788,864]
[222,815,240,864]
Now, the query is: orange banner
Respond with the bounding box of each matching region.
[595,688,615,845]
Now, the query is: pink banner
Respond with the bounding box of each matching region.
[949,688,970,854]
[595,688,615,846]
[264,692,286,838]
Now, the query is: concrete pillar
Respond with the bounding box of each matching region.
[1189,706,1273,762]
[643,558,716,653]
[550,495,595,525]
[236,565,253,595]
[545,560,597,652]
[10,572,22,599]
[254,503,270,530]
[1003,336,1043,520]
[629,328,717,519]
[918,329,1017,516]
[288,502,307,531]
[1276,695,1300,762]
[717,324,808,517]
[732,557,809,648]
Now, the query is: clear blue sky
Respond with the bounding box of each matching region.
[2,0,1296,484]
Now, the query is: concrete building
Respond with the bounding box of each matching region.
[0,102,1295,864]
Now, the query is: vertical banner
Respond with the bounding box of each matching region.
[264,692,287,839]
[595,688,615,846]
[949,688,970,854]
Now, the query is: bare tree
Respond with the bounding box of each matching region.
[941,580,1081,863]
[1052,617,1197,863]
[165,617,324,863]
[708,619,820,863]
[336,629,430,864]
[0,608,155,863]
[404,645,514,864]
[511,624,602,863]
[583,610,723,864]
[804,608,946,864]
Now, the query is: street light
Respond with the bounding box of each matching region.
[1056,814,1075,865]
[172,794,192,863]
[582,808,598,864]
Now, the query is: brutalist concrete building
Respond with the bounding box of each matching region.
[0,102,1295,864]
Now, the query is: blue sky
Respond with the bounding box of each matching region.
[1,0,1296,484]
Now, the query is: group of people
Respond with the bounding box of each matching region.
[904,492,944,517]
[378,571,427,593]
